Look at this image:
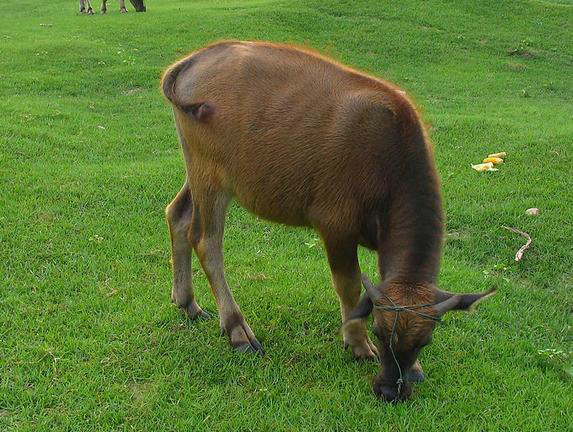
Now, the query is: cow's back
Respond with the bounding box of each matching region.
[163,41,419,230]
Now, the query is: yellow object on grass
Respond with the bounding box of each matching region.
[483,157,504,165]
[472,162,498,172]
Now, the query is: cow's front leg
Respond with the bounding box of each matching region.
[323,236,378,360]
[119,0,128,13]
[100,0,107,14]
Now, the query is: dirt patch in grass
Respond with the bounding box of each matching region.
[507,47,537,58]
[123,87,144,96]
[444,229,472,243]
[129,380,156,405]
[506,62,527,71]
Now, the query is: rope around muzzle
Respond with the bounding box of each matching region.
[375,295,442,397]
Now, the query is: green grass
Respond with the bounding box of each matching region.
[1,0,572,430]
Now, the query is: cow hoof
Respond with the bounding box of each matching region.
[173,298,210,321]
[222,319,264,355]
[233,342,263,355]
[405,361,426,382]
[185,307,211,320]
[231,337,264,355]
[120,7,128,13]
[345,339,379,361]
[405,369,425,382]
[86,8,94,15]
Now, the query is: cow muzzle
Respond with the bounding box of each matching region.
[373,375,412,402]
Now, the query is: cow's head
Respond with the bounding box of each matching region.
[129,0,146,12]
[347,274,495,402]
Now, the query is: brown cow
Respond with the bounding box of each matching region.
[161,41,495,401]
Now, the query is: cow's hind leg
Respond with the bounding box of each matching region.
[119,0,128,13]
[190,178,262,354]
[166,183,209,320]
[100,0,107,14]
[323,236,378,360]
[84,0,94,14]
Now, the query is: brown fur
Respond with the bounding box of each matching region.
[162,41,457,398]
[162,41,441,238]
[377,282,436,351]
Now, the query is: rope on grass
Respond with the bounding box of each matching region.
[502,225,532,262]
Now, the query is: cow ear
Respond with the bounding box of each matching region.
[433,287,497,317]
[346,294,373,321]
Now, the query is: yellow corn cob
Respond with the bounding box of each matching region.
[472,162,498,172]
[482,157,504,165]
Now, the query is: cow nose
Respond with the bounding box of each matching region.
[378,385,399,402]
[373,379,412,402]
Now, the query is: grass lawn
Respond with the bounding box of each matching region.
[1,0,572,430]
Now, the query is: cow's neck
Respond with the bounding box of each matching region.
[377,176,443,285]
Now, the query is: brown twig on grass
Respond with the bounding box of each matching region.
[502,226,532,262]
